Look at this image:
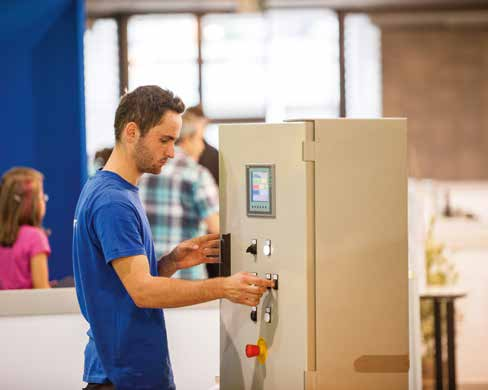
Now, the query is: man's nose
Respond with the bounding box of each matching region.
[167,143,175,158]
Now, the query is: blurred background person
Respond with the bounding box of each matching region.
[139,109,219,280]
[185,105,221,278]
[0,167,51,289]
[186,105,219,187]
[93,147,114,171]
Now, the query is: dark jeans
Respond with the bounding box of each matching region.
[83,383,115,390]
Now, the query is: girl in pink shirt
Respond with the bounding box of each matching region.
[0,167,51,289]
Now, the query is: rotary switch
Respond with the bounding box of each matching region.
[246,239,257,255]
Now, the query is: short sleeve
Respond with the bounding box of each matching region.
[194,167,219,220]
[25,228,51,259]
[93,201,146,264]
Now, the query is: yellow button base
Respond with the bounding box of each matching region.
[257,337,268,365]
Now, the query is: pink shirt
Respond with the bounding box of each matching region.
[0,225,51,290]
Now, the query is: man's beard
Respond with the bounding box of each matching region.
[134,140,162,175]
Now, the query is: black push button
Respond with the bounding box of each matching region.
[250,306,257,322]
[265,273,272,289]
[272,274,279,290]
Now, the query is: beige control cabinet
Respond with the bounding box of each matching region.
[219,119,409,390]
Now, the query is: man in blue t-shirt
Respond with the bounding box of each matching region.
[73,86,273,390]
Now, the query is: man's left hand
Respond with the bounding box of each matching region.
[169,233,221,271]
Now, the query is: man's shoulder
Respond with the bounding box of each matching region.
[163,152,201,179]
[203,142,218,157]
[140,152,210,190]
[173,149,197,168]
[86,180,132,202]
[178,159,212,185]
[80,176,138,215]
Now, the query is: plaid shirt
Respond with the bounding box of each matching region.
[139,147,219,280]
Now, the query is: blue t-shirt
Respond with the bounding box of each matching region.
[73,171,175,390]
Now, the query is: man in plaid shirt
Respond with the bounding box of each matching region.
[139,110,219,280]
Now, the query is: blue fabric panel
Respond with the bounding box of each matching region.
[0,0,87,279]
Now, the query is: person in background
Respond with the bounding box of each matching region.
[93,147,113,171]
[139,108,219,280]
[0,167,51,289]
[186,105,219,186]
[184,105,221,278]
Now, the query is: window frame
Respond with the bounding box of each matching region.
[88,9,346,124]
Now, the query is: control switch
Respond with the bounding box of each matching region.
[265,273,272,289]
[246,239,257,255]
[272,274,279,290]
[250,306,257,322]
[264,307,272,324]
[263,240,272,256]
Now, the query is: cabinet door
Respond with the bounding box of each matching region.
[314,119,409,390]
[219,122,313,390]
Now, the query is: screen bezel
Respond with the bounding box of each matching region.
[246,164,276,218]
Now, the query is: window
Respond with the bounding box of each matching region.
[345,14,382,117]
[84,18,119,171]
[83,10,379,154]
[128,15,199,107]
[202,10,340,121]
[202,14,267,119]
[266,9,340,120]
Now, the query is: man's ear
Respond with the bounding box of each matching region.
[123,122,139,144]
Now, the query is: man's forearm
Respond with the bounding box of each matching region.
[135,276,224,309]
[157,253,178,277]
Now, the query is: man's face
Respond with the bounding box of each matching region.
[133,110,181,175]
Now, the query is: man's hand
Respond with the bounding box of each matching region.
[222,272,274,307]
[168,233,221,272]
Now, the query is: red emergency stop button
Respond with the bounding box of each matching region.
[246,344,260,358]
[245,337,268,364]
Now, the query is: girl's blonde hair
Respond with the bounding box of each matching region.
[0,167,44,246]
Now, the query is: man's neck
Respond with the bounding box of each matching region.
[103,145,141,186]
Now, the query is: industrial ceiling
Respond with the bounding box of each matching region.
[86,0,488,16]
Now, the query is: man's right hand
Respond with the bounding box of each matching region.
[222,272,274,307]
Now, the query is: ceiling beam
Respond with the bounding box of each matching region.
[371,10,488,28]
[86,0,488,17]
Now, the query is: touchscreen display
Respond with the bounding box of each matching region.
[247,165,275,217]
[251,171,270,202]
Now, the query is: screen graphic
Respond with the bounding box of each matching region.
[252,171,270,202]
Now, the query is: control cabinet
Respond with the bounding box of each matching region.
[219,119,409,390]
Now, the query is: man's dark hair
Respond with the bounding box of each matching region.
[114,86,185,141]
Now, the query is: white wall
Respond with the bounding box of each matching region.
[415,181,488,387]
[0,303,219,390]
[450,249,488,385]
